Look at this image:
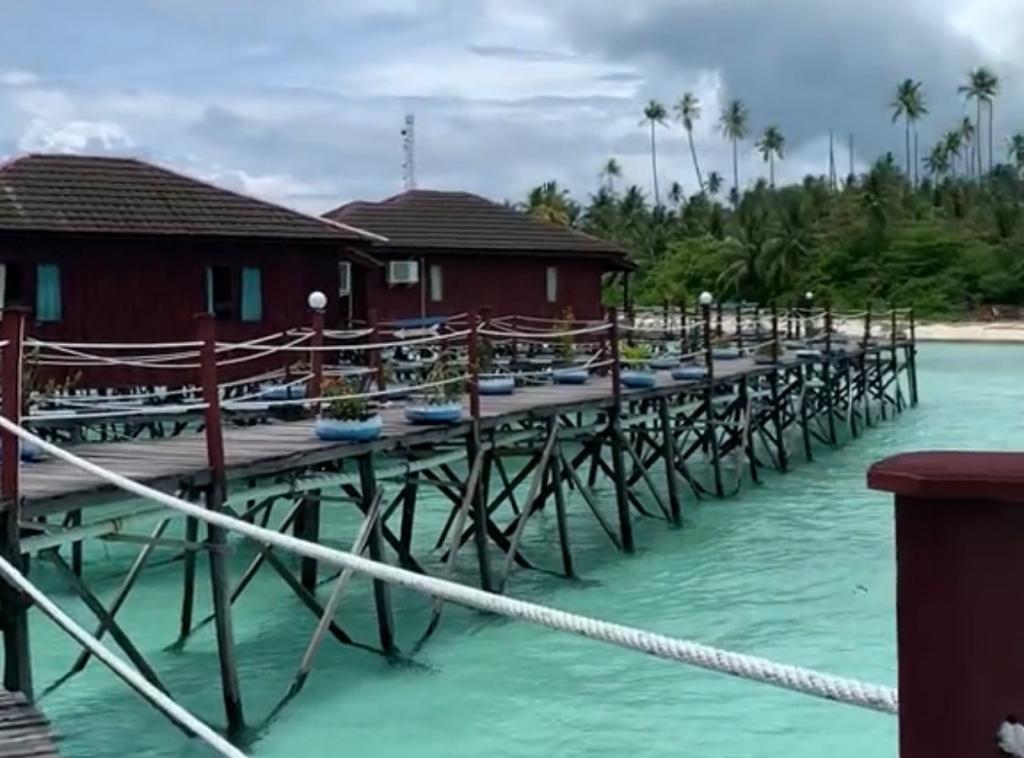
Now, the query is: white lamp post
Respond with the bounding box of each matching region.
[307,291,327,311]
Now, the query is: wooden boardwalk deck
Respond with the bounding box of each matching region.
[0,690,57,757]
[20,348,884,511]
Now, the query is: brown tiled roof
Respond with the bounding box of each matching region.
[0,153,379,241]
[324,189,629,261]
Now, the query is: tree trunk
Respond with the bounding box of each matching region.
[977,99,984,180]
[769,154,775,187]
[687,128,704,193]
[732,137,739,200]
[913,127,919,187]
[650,122,660,207]
[988,100,995,174]
[905,118,911,182]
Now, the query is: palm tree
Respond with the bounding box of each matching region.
[756,125,785,187]
[890,79,925,184]
[923,142,950,178]
[718,99,749,200]
[943,130,963,177]
[673,92,704,192]
[524,181,574,226]
[761,193,812,293]
[960,67,999,177]
[641,100,668,206]
[600,158,622,193]
[706,171,723,197]
[1008,133,1024,176]
[959,117,976,178]
[668,181,684,206]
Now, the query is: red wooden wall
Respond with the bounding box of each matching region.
[359,251,610,323]
[1,231,350,388]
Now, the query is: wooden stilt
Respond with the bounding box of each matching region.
[799,364,813,461]
[295,490,321,592]
[658,398,682,525]
[608,309,634,552]
[176,515,199,644]
[907,308,918,407]
[824,305,837,446]
[70,509,83,576]
[398,471,419,568]
[358,454,394,653]
[549,422,574,578]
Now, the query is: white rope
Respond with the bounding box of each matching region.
[0,418,899,717]
[27,339,203,350]
[221,374,470,410]
[0,553,245,758]
[479,323,611,340]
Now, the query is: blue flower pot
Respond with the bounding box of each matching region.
[404,403,464,425]
[552,368,589,385]
[479,377,516,396]
[711,347,742,360]
[620,370,656,389]
[672,365,708,381]
[314,414,383,442]
[649,356,680,371]
[259,382,308,401]
[0,439,44,463]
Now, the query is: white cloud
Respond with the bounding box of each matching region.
[0,69,37,86]
[18,119,135,153]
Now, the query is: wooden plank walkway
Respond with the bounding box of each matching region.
[19,348,880,510]
[0,690,57,757]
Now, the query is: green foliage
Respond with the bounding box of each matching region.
[554,307,576,365]
[620,343,652,364]
[321,377,369,421]
[423,350,464,405]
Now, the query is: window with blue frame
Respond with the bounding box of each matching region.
[240,267,263,322]
[36,263,62,322]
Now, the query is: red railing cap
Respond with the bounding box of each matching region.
[868,451,1024,502]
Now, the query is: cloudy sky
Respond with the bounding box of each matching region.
[0,0,1020,212]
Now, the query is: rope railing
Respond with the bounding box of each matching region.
[0,417,900,718]
[478,323,611,340]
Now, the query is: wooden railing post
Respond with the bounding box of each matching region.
[195,313,244,736]
[679,298,688,356]
[735,302,743,350]
[0,307,31,698]
[309,302,325,415]
[824,303,836,445]
[715,300,723,338]
[868,452,1024,757]
[770,302,779,364]
[701,301,715,384]
[468,310,481,421]
[367,308,385,392]
[908,307,918,407]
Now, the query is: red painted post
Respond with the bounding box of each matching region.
[197,314,226,482]
[510,314,520,369]
[309,305,325,415]
[0,307,31,697]
[868,452,1024,758]
[467,310,481,421]
[367,308,385,392]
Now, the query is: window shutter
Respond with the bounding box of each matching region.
[36,263,62,322]
[240,267,263,322]
[546,266,558,304]
[338,261,352,296]
[429,264,443,302]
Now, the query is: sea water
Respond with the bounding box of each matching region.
[26,343,1024,757]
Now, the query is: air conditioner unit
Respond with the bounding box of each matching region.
[338,261,352,296]
[388,260,420,285]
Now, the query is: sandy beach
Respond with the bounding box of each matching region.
[914,321,1024,343]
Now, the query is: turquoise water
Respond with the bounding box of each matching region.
[26,343,1024,757]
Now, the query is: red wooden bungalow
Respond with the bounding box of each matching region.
[0,154,378,388]
[324,190,631,325]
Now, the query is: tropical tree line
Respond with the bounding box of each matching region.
[520,66,1024,318]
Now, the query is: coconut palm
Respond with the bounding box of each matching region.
[524,181,574,226]
[600,158,622,193]
[718,99,749,200]
[668,181,684,206]
[756,125,785,187]
[673,92,704,192]
[890,79,926,184]
[923,142,950,178]
[707,171,723,197]
[959,117,976,178]
[960,67,999,177]
[1008,133,1024,175]
[641,100,668,206]
[943,130,963,177]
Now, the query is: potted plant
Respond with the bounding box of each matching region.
[619,343,656,389]
[476,333,515,396]
[313,377,383,442]
[551,307,589,385]
[17,349,82,462]
[405,350,464,424]
[260,359,309,401]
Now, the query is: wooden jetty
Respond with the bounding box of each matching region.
[0,689,57,756]
[0,301,918,743]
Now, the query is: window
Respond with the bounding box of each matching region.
[546,265,558,304]
[0,263,25,310]
[429,264,443,303]
[240,267,263,322]
[36,263,62,322]
[338,261,352,297]
[206,265,234,320]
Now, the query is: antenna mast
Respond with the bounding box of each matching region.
[401,114,416,190]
